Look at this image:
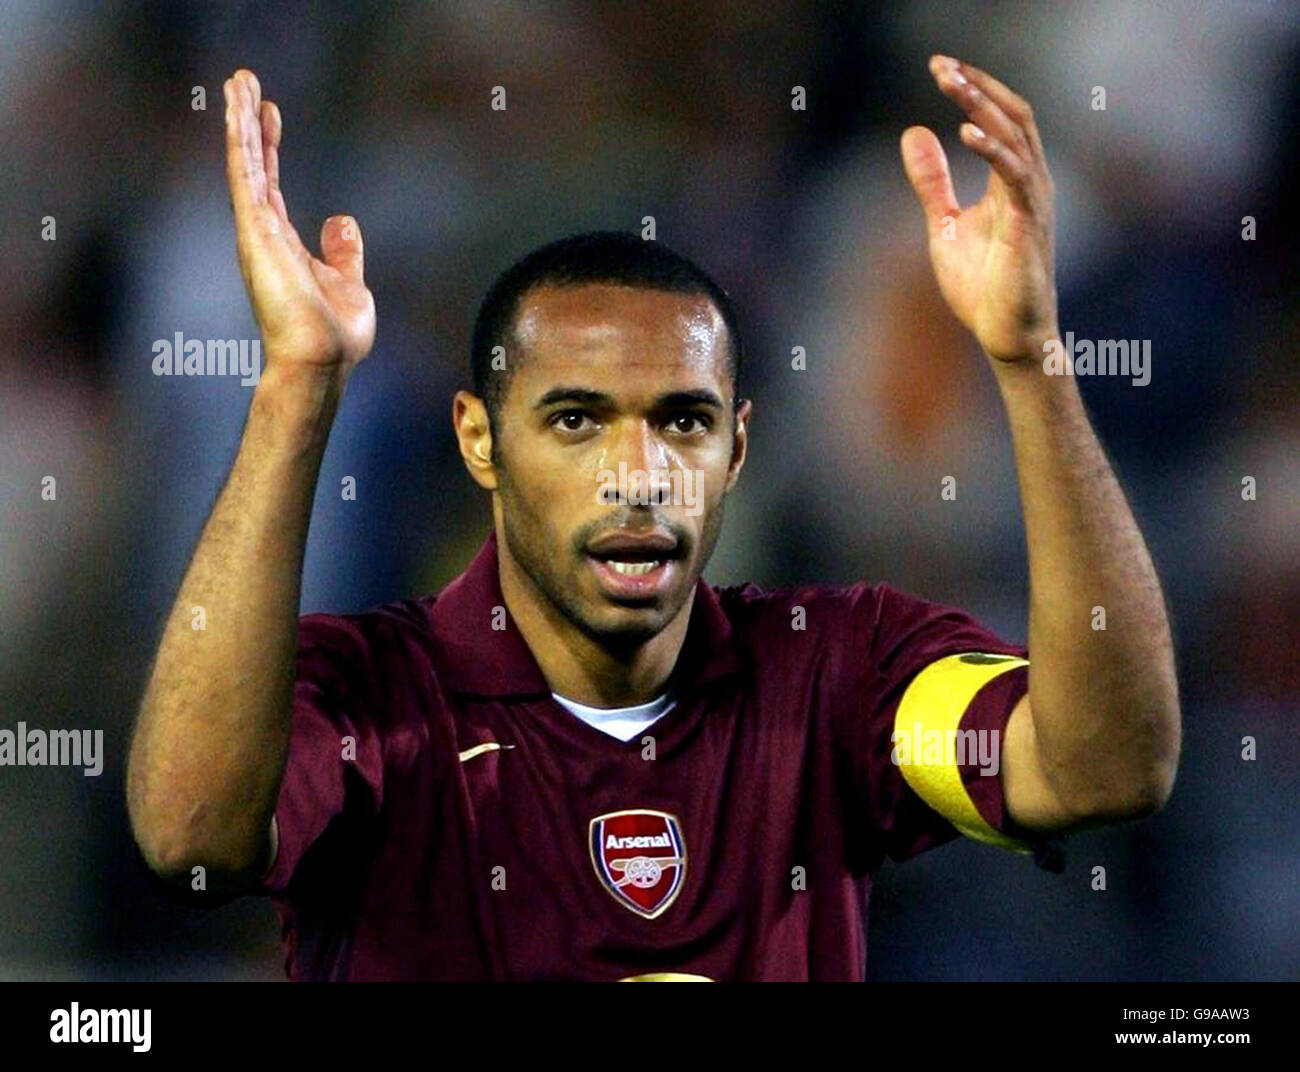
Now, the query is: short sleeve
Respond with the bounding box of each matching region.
[258,613,387,894]
[834,583,1048,870]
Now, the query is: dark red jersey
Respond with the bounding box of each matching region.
[259,531,1042,980]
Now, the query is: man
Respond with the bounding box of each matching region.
[126,56,1180,981]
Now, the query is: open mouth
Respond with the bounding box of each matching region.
[603,559,664,576]
[584,539,681,599]
[587,547,675,572]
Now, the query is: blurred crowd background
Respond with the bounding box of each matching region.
[1,0,1296,981]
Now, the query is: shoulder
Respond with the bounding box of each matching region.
[708,578,1006,679]
[291,598,446,761]
[707,580,894,683]
[709,578,898,642]
[294,597,441,689]
[298,596,437,647]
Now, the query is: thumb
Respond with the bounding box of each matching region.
[320,214,365,281]
[900,126,959,234]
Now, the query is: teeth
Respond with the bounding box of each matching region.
[607,559,661,576]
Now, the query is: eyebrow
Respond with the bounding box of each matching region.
[533,387,725,411]
[534,387,610,410]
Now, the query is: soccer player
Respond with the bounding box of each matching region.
[126,57,1181,981]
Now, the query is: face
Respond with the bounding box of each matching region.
[456,282,750,648]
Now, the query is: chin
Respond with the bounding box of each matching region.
[581,605,672,646]
[570,584,695,646]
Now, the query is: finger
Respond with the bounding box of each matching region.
[929,55,1029,158]
[233,73,267,206]
[237,72,267,197]
[259,99,310,260]
[260,99,282,204]
[224,76,264,224]
[320,215,365,282]
[900,125,960,232]
[944,56,1044,158]
[236,68,261,116]
[958,123,1032,209]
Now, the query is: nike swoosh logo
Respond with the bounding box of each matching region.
[458,742,517,763]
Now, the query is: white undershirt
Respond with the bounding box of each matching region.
[550,691,676,742]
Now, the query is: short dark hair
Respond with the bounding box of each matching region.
[469,231,745,424]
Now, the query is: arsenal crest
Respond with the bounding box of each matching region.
[589,809,686,919]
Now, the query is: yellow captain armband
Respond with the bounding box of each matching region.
[892,652,1031,853]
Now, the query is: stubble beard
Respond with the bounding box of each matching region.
[497,467,728,655]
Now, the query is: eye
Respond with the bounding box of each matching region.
[550,409,597,434]
[665,413,711,435]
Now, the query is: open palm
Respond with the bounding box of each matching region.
[901,57,1058,363]
[224,69,375,372]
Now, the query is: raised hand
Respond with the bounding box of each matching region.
[223,69,376,376]
[901,55,1058,363]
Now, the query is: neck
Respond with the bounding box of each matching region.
[495,527,694,708]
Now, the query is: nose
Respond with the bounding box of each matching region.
[611,419,673,507]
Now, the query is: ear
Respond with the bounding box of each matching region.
[453,390,498,490]
[724,398,751,493]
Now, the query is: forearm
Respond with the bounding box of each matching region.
[994,353,1180,818]
[127,363,343,879]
